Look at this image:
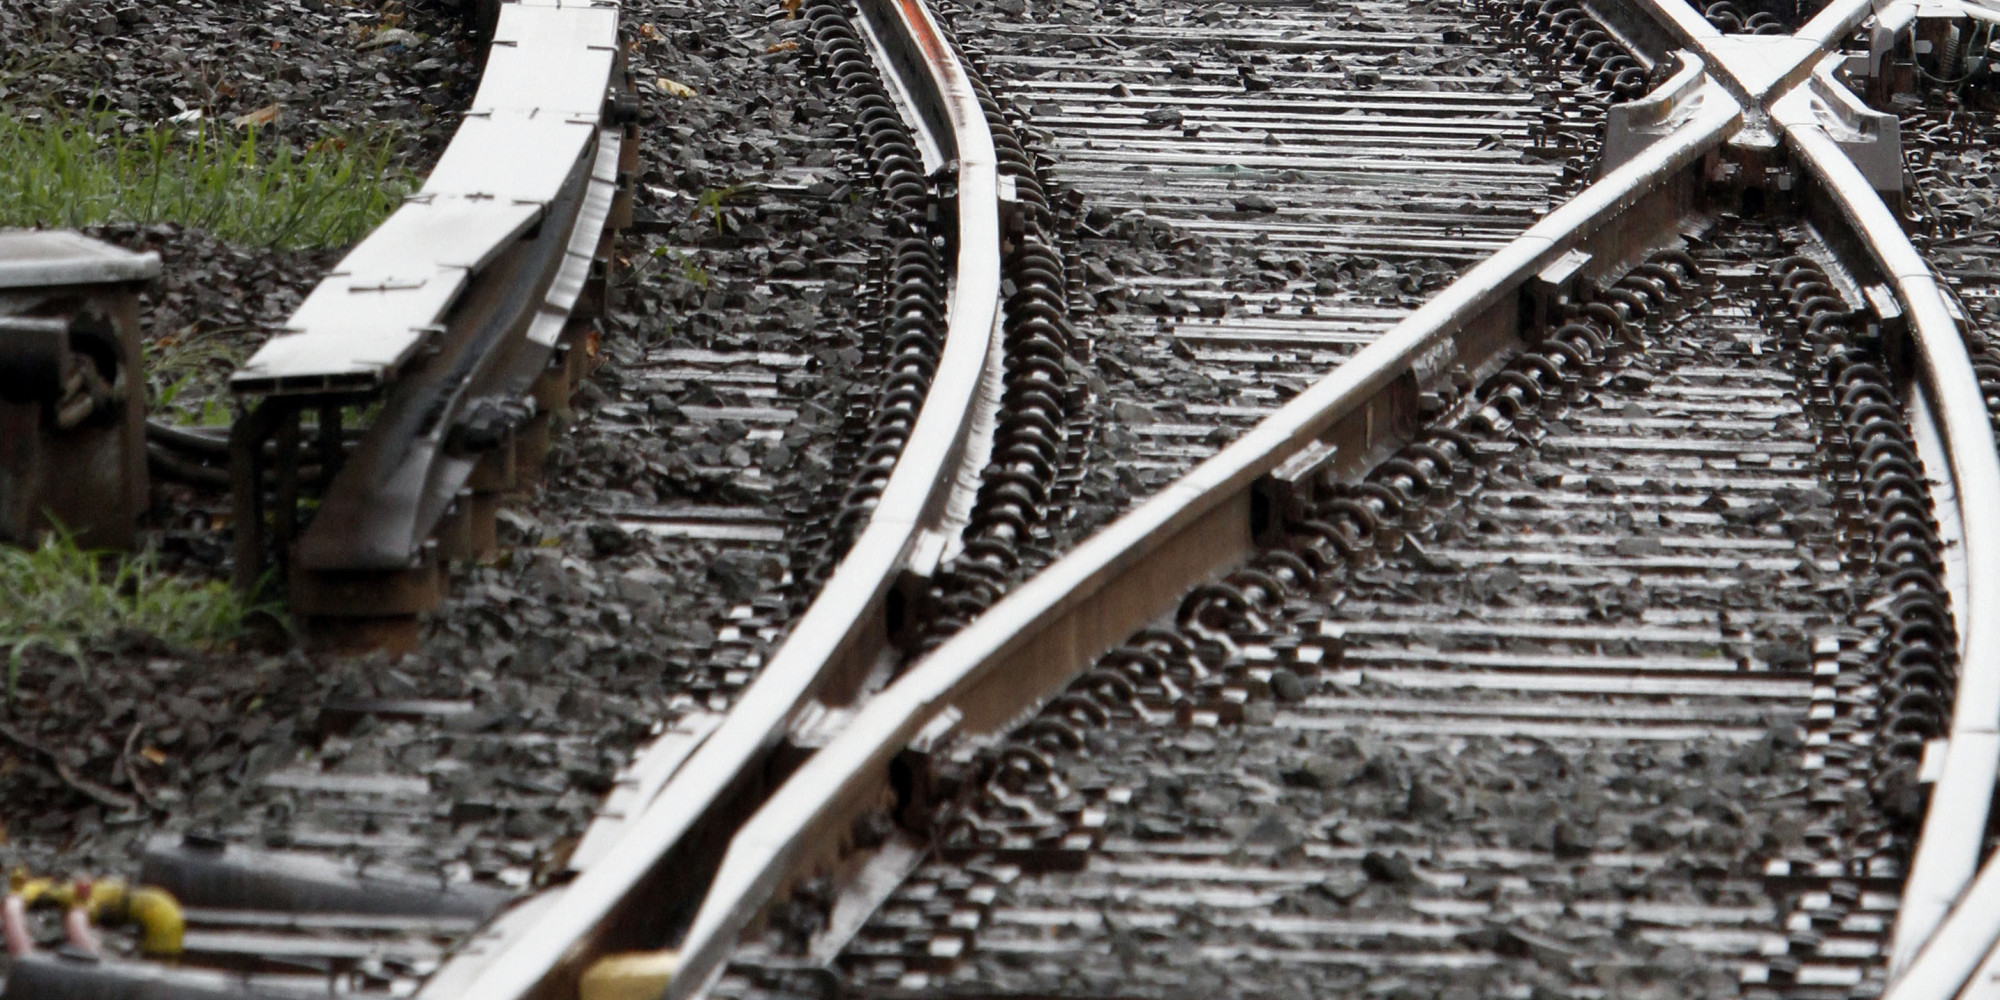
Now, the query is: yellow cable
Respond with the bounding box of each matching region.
[10,875,186,956]
[84,881,186,956]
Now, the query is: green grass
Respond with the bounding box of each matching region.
[695,184,747,233]
[0,111,412,249]
[0,531,269,693]
[146,328,248,426]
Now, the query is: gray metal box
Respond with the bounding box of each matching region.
[0,229,160,549]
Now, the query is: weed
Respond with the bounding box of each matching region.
[145,327,247,424]
[0,529,271,696]
[694,183,745,234]
[642,245,710,288]
[679,251,711,288]
[0,110,412,249]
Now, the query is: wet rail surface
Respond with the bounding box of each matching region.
[0,0,960,995]
[629,0,2000,996]
[726,221,1905,999]
[400,0,1620,994]
[11,0,2000,996]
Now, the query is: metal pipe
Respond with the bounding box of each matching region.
[104,884,187,957]
[1,953,288,1000]
[146,419,232,457]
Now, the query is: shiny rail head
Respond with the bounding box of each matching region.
[651,51,1745,1000]
[409,0,1005,997]
[653,2,2000,992]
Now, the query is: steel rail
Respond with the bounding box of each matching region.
[1786,109,2000,985]
[1618,0,2000,988]
[416,1,1003,997]
[1959,926,2000,1000]
[1795,0,1880,48]
[654,64,1742,1000]
[1894,766,2000,1000]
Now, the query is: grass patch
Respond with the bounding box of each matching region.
[0,111,411,249]
[146,329,248,427]
[0,531,269,693]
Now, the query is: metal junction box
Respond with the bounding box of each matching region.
[0,230,160,549]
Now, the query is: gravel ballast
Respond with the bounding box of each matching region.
[0,0,907,913]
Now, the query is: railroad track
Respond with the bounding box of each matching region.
[761,221,1879,997]
[960,0,1618,501]
[10,0,1012,994]
[8,0,2000,997]
[626,0,2000,998]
